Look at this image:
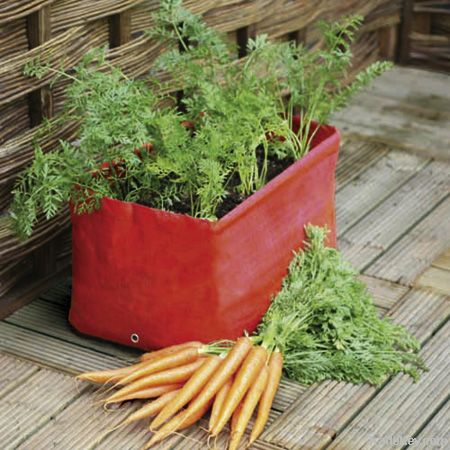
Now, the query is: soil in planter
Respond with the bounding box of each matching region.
[215,152,294,218]
[139,151,294,219]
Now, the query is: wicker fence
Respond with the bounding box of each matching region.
[0,0,404,313]
[399,0,450,71]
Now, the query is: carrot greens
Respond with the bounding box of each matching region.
[12,0,390,238]
[256,225,425,385]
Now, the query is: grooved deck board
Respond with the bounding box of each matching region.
[409,399,450,449]
[19,371,299,450]
[335,150,427,235]
[170,409,283,450]
[19,373,301,450]
[261,288,450,449]
[335,140,388,189]
[95,414,187,450]
[272,379,306,412]
[366,197,450,285]
[364,68,450,105]
[17,388,141,450]
[359,275,409,311]
[331,67,450,160]
[0,367,82,450]
[0,353,39,399]
[338,160,450,271]
[328,321,450,449]
[4,298,139,361]
[245,442,286,450]
[0,322,124,373]
[416,266,450,295]
[433,249,450,271]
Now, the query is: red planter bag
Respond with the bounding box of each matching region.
[69,121,340,349]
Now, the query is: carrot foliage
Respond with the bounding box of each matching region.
[12,0,390,239]
[256,226,425,385]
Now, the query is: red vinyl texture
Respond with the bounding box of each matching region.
[69,121,340,349]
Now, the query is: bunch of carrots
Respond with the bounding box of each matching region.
[78,337,282,449]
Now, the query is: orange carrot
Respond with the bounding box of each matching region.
[118,346,201,386]
[122,389,180,425]
[179,398,213,430]
[140,341,203,362]
[180,337,253,427]
[228,365,269,450]
[100,390,182,440]
[76,360,149,384]
[211,345,268,436]
[105,359,205,403]
[230,401,243,434]
[104,383,182,404]
[144,399,214,449]
[209,378,232,431]
[249,350,283,445]
[150,355,221,430]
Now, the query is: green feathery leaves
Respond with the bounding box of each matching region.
[12,1,392,238]
[257,226,425,385]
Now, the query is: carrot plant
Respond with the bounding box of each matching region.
[12,0,391,238]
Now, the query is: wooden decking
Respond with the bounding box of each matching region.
[1,66,449,449]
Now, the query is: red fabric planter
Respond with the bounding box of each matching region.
[69,121,340,349]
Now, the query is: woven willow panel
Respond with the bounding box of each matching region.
[408,1,450,71]
[0,0,402,304]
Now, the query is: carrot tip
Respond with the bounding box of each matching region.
[206,434,213,449]
[144,435,160,449]
[149,416,163,431]
[75,374,91,382]
[103,402,116,412]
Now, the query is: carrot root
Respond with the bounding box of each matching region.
[249,350,283,445]
[209,378,232,431]
[228,364,268,450]
[144,398,214,449]
[140,341,203,362]
[118,346,201,386]
[76,339,282,450]
[151,356,221,430]
[143,410,188,449]
[230,401,243,434]
[181,337,253,427]
[76,360,148,384]
[123,389,181,425]
[104,383,183,405]
[211,345,268,436]
[105,359,205,403]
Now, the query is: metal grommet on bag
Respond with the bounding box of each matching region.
[131,333,139,344]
